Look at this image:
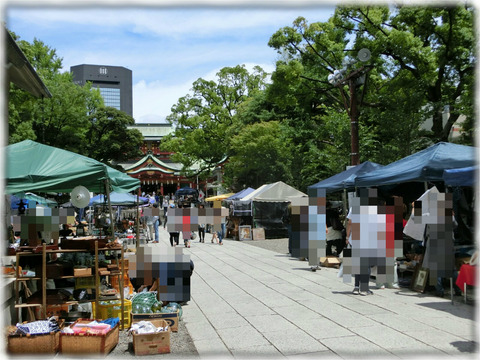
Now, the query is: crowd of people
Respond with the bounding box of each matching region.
[139,194,226,248]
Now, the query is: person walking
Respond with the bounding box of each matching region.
[198,205,206,243]
[167,203,179,247]
[153,203,160,243]
[346,203,372,296]
[162,198,169,219]
[217,222,226,245]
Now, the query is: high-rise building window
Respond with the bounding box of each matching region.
[99,88,121,110]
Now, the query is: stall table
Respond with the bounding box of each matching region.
[456,264,476,303]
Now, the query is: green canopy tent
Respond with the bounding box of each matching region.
[5,140,141,241]
[5,140,139,194]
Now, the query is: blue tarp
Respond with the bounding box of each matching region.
[308,161,383,193]
[443,166,477,187]
[89,192,146,206]
[10,193,56,208]
[355,142,476,188]
[227,187,255,200]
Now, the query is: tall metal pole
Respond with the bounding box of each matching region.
[104,179,116,242]
[349,78,360,166]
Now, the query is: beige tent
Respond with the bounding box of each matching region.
[240,181,306,202]
[239,181,306,238]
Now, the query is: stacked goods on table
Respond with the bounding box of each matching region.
[7,317,63,354]
[59,317,119,354]
[130,319,171,355]
[130,292,182,331]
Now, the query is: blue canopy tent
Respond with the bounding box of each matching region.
[443,166,477,187]
[175,187,198,197]
[354,142,476,203]
[355,142,476,187]
[308,161,383,193]
[89,192,148,206]
[225,187,256,217]
[10,193,57,209]
[227,187,255,200]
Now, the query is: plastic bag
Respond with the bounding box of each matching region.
[337,263,343,278]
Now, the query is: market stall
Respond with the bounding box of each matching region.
[4,140,140,330]
[240,181,306,239]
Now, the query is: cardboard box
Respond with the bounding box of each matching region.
[74,267,92,276]
[455,257,471,270]
[132,319,171,355]
[320,256,341,268]
[35,303,70,320]
[131,310,179,332]
[252,228,265,240]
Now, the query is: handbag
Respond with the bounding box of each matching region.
[343,242,352,258]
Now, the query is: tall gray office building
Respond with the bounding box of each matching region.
[70,64,133,116]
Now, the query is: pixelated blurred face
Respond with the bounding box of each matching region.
[12,207,75,245]
[128,246,191,302]
[342,191,403,285]
[164,207,228,232]
[289,189,327,265]
[409,187,455,284]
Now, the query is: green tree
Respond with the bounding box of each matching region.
[8,34,100,153]
[8,31,143,168]
[161,65,268,179]
[224,121,293,190]
[333,5,475,144]
[267,4,475,179]
[85,106,143,166]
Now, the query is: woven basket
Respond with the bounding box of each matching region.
[59,319,119,354]
[7,331,60,354]
[7,319,64,354]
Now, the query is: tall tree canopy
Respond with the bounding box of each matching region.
[267,5,475,168]
[161,4,474,192]
[161,65,269,177]
[8,32,143,167]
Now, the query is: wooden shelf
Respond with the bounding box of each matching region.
[15,303,42,308]
[14,241,125,329]
[16,277,41,281]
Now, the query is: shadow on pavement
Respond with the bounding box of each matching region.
[451,340,478,353]
[291,267,319,271]
[416,301,474,320]
[331,290,357,295]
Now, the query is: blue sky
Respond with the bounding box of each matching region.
[4,1,338,123]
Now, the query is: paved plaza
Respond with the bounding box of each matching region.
[150,227,478,359]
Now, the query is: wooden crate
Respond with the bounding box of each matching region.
[59,319,119,355]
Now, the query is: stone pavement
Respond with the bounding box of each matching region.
[154,227,478,359]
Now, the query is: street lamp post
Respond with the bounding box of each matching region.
[328,49,372,166]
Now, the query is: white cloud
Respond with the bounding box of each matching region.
[6,5,334,124]
[133,79,191,123]
[9,7,331,39]
[133,61,275,123]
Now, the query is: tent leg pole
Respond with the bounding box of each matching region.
[450,277,454,305]
[136,190,140,249]
[105,179,116,242]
